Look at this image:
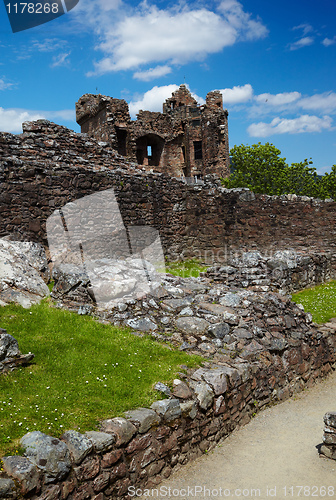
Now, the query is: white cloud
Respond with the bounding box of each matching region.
[128,84,205,117]
[248,115,333,137]
[0,78,14,91]
[129,84,179,117]
[50,52,71,68]
[322,36,336,47]
[289,36,314,51]
[299,91,336,113]
[255,91,301,106]
[31,38,67,52]
[133,65,172,81]
[0,108,44,133]
[292,23,313,36]
[86,0,267,76]
[0,108,75,133]
[220,84,253,105]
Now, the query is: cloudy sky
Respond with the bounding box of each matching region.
[0,0,335,172]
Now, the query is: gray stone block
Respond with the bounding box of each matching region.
[125,407,161,433]
[84,431,115,452]
[324,412,336,429]
[0,478,16,498]
[151,399,181,422]
[61,430,93,464]
[21,431,71,483]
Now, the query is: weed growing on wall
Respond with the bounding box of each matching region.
[164,259,208,278]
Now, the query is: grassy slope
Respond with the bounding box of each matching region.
[0,301,202,457]
[292,280,336,324]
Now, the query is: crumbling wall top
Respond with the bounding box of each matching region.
[76,94,130,126]
[206,90,223,111]
[163,84,198,113]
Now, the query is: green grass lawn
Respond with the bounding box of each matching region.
[165,259,208,278]
[0,301,203,457]
[291,280,336,324]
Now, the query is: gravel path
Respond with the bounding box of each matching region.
[140,371,336,499]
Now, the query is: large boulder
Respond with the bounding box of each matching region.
[0,239,50,308]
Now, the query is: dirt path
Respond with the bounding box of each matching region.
[140,371,336,499]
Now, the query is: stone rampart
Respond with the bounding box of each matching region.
[1,121,336,264]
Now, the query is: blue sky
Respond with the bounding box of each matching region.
[0,0,335,173]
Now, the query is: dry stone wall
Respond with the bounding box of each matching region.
[2,250,336,498]
[1,306,336,499]
[1,121,336,265]
[204,250,336,293]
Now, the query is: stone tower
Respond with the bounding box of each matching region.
[76,85,229,178]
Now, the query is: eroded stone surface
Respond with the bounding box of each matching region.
[21,431,71,483]
[84,431,115,452]
[151,399,181,422]
[61,430,93,465]
[2,456,40,495]
[125,408,161,433]
[100,417,137,445]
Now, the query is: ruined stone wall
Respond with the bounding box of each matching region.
[75,85,230,178]
[2,121,336,499]
[1,121,336,263]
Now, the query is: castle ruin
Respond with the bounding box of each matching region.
[76,84,230,179]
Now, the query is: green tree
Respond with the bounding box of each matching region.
[222,142,334,199]
[320,165,336,199]
[280,159,320,197]
[222,142,287,195]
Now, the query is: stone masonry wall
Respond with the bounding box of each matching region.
[1,121,336,266]
[2,121,336,499]
[1,310,336,499]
